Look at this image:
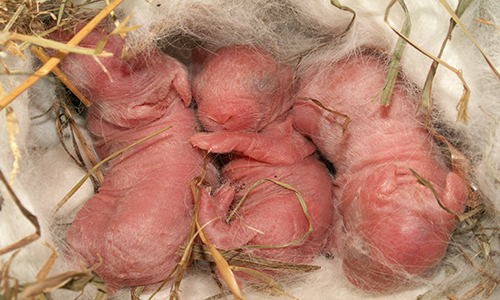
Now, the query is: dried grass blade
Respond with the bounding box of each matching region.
[58,261,106,293]
[197,229,246,300]
[230,266,298,300]
[212,245,246,300]
[381,0,411,106]
[458,204,485,223]
[2,3,25,33]
[94,13,141,54]
[460,280,487,300]
[53,102,101,188]
[93,55,113,82]
[179,244,320,273]
[54,126,172,213]
[438,0,500,81]
[420,63,437,115]
[384,3,471,124]
[0,233,39,258]
[475,18,500,31]
[420,0,473,113]
[148,266,178,300]
[0,0,126,111]
[428,127,470,180]
[4,40,27,59]
[56,0,68,27]
[19,270,94,299]
[483,278,497,298]
[476,232,492,261]
[6,106,20,185]
[0,168,40,256]
[0,58,11,79]
[55,104,87,171]
[330,0,356,36]
[31,46,92,107]
[131,286,144,300]
[88,275,108,294]
[94,291,109,300]
[104,0,126,38]
[227,179,313,250]
[193,183,246,300]
[1,32,113,57]
[454,0,475,20]
[458,245,500,284]
[36,243,59,282]
[1,250,21,300]
[294,96,350,135]
[408,168,462,222]
[63,102,104,184]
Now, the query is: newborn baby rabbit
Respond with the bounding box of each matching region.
[293,52,468,292]
[54,27,216,292]
[190,45,335,281]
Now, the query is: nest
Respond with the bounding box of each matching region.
[1,1,500,300]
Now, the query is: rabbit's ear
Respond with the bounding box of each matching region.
[172,67,192,107]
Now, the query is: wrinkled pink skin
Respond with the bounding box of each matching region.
[55,28,216,293]
[190,45,334,279]
[293,54,467,292]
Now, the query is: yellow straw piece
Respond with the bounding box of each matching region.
[31,46,92,107]
[0,0,125,111]
[6,106,20,185]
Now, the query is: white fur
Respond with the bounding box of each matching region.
[0,54,94,288]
